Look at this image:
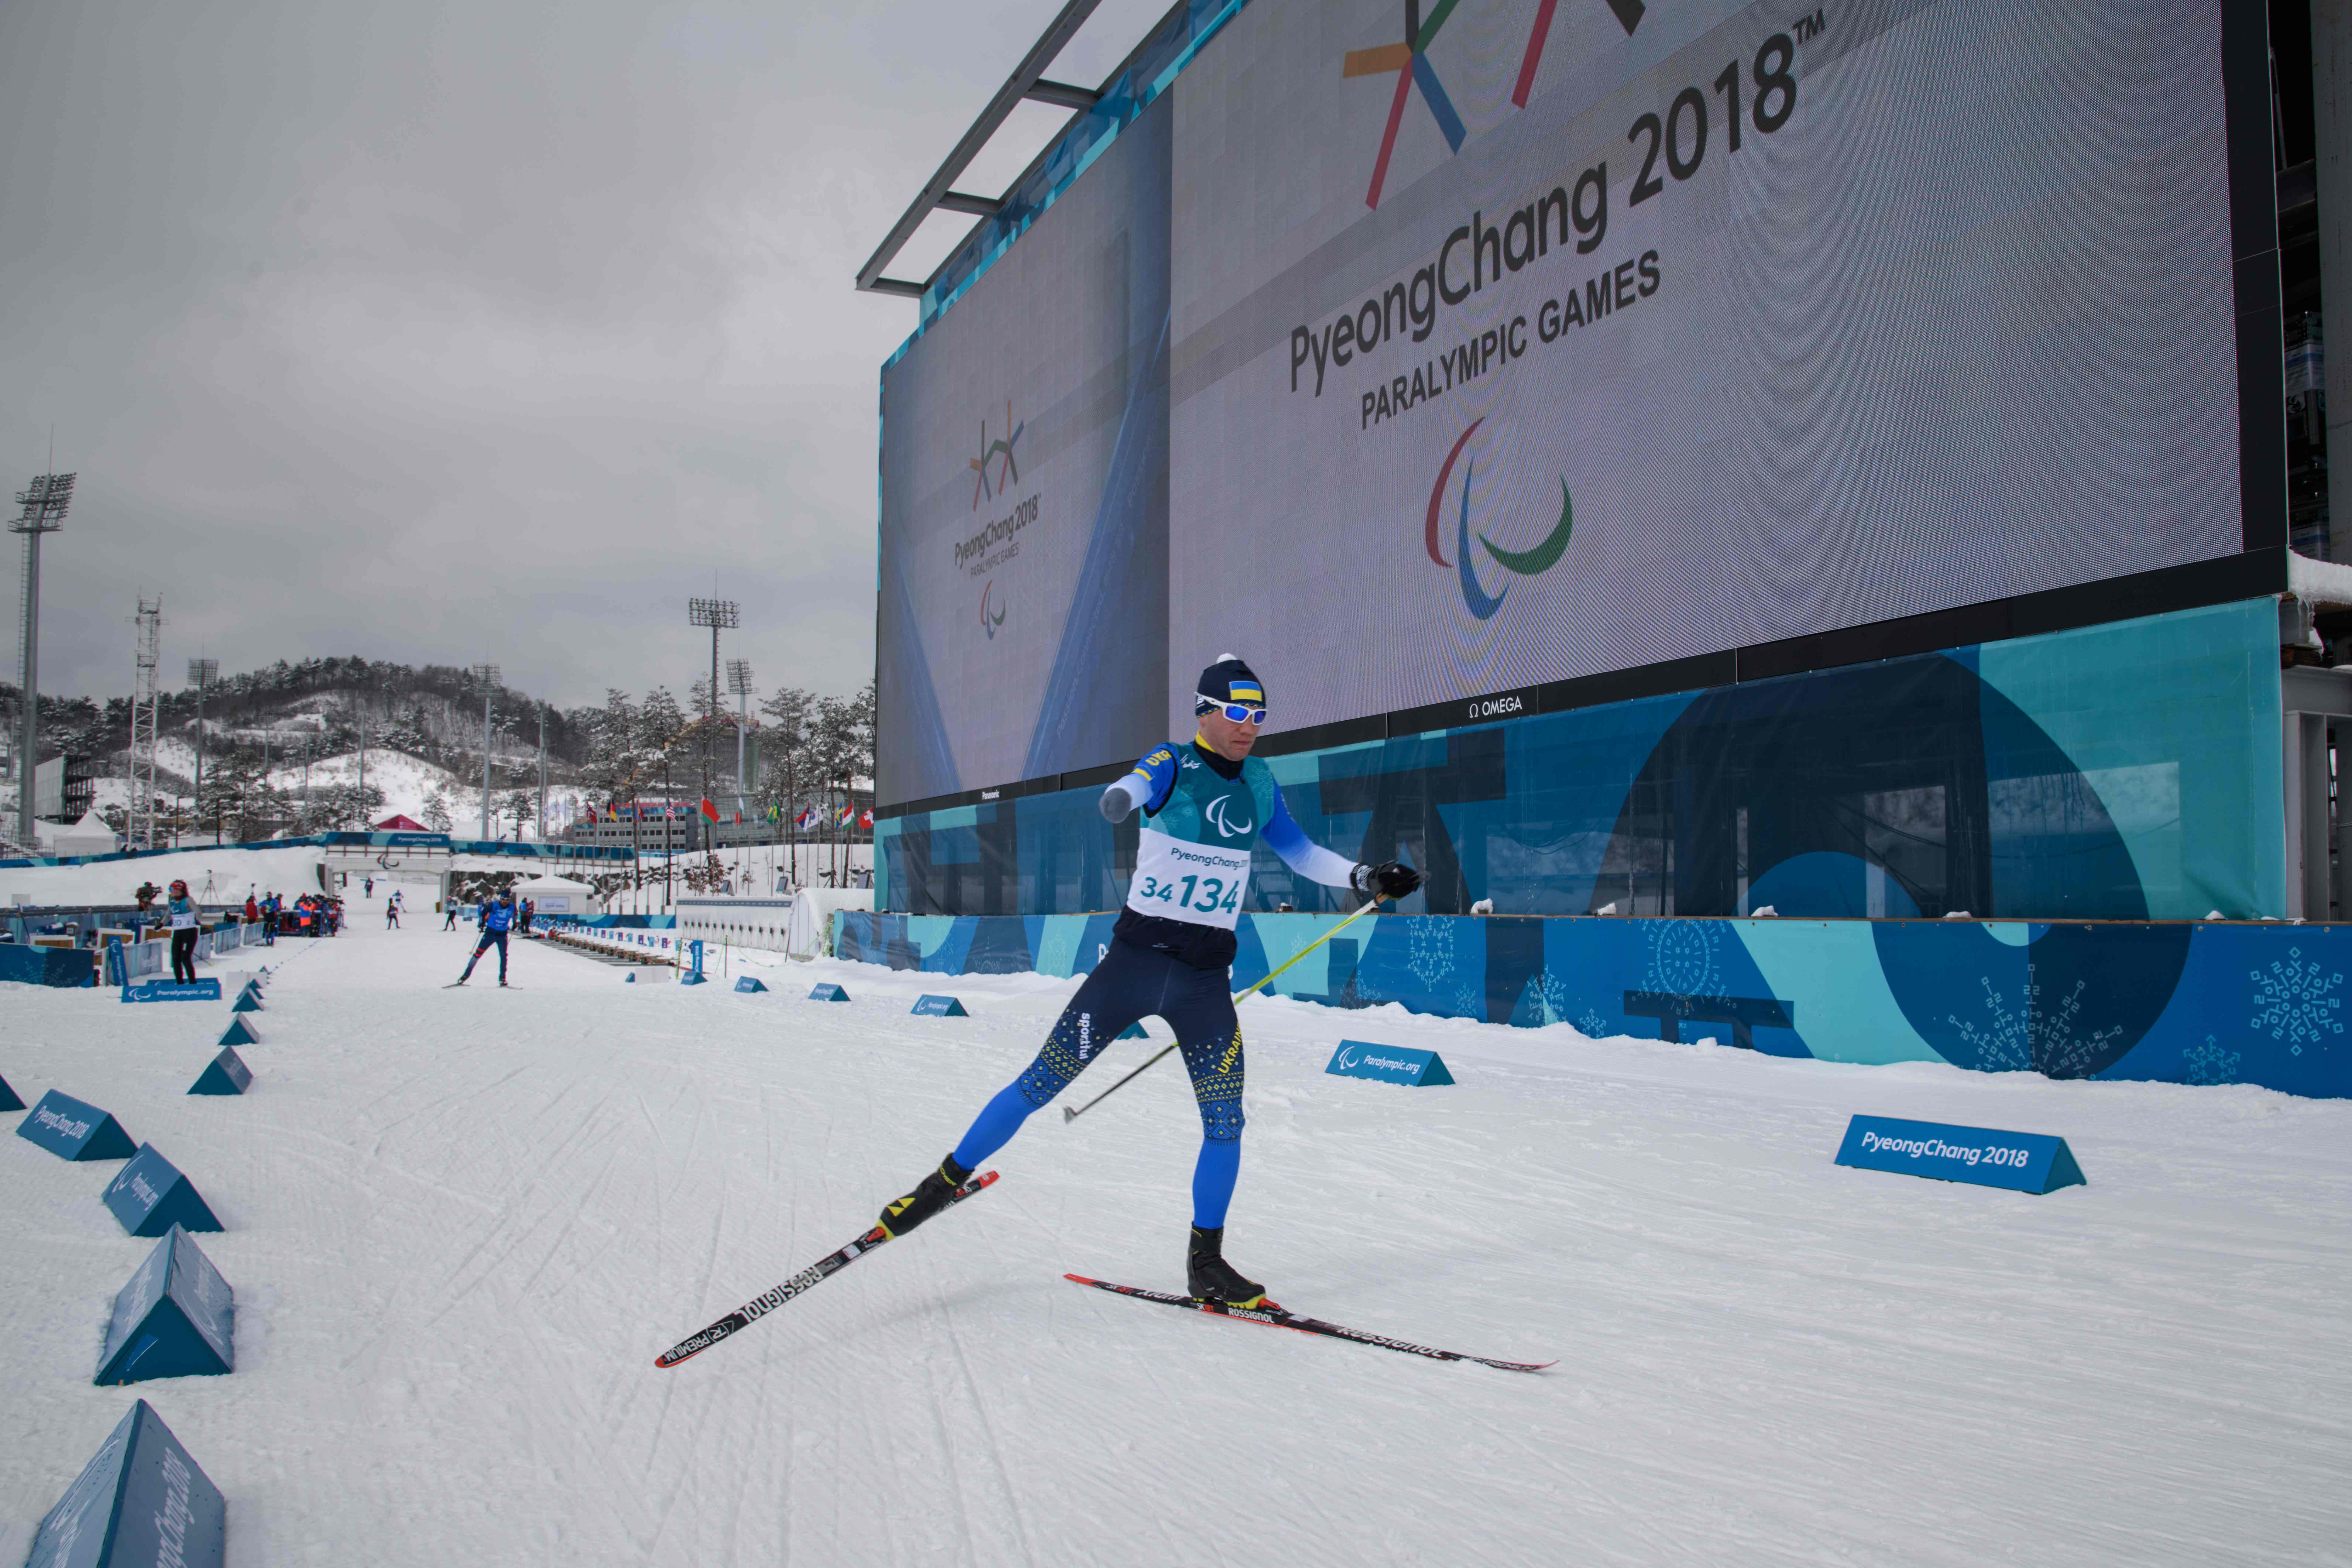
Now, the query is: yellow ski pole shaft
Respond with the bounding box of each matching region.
[1061,897,1385,1124]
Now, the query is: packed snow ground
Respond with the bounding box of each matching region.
[2,923,2347,1565]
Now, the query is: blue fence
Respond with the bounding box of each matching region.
[877,600,2284,925]
[835,910,2350,1100]
[0,921,266,988]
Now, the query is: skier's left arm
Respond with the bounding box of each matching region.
[1261,788,1426,899]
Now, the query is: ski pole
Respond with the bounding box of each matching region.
[1061,897,1385,1124]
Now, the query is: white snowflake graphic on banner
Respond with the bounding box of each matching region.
[1405,919,1456,990]
[2250,947,2343,1055]
[1522,971,1576,1026]
[1645,921,1721,996]
[2181,1035,2241,1086]
[1947,969,2124,1078]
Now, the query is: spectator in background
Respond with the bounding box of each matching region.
[244,893,259,923]
[167,880,200,983]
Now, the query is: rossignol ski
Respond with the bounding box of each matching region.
[655,1170,1000,1368]
[1063,1274,1551,1373]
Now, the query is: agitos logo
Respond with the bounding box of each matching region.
[970,400,1023,509]
[979,578,1006,639]
[1344,0,1647,209]
[1426,418,1572,620]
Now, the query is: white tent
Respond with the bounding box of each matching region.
[509,873,599,917]
[50,811,119,858]
[786,887,871,958]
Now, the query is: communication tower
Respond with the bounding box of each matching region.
[132,596,162,847]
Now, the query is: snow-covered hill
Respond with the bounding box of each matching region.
[264,750,462,828]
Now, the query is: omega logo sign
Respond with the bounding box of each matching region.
[1466,693,1528,721]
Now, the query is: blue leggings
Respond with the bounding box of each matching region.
[462,928,509,980]
[952,938,1245,1227]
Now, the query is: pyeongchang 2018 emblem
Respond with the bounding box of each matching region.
[970,400,1023,509]
[1344,0,1646,209]
[1427,418,1572,620]
[980,578,1006,639]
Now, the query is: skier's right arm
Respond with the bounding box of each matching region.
[1099,745,1180,823]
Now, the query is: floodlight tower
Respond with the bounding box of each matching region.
[470,663,500,838]
[187,658,218,843]
[12,471,73,848]
[726,658,753,806]
[132,596,162,848]
[688,598,737,851]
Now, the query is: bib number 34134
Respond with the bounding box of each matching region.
[1136,874,1241,915]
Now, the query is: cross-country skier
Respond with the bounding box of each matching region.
[386,896,400,929]
[874,655,1422,1306]
[453,890,515,986]
[442,900,459,931]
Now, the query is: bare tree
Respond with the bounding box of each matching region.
[758,686,812,884]
[501,787,536,840]
[641,686,686,907]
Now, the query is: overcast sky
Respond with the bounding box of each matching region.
[0,0,1173,712]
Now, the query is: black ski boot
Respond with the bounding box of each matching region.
[878,1153,973,1237]
[1186,1225,1269,1308]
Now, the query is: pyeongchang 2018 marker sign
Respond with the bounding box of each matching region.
[1835,1115,2085,1196]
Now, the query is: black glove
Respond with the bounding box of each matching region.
[1351,860,1422,900]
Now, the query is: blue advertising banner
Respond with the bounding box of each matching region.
[1835,1115,2086,1195]
[0,1071,23,1113]
[103,1145,224,1237]
[733,976,768,993]
[911,994,969,1017]
[0,942,94,987]
[1325,1041,1455,1088]
[21,1398,225,1568]
[809,983,851,1001]
[836,909,2352,1101]
[217,1017,260,1048]
[17,1091,138,1162]
[188,1049,252,1097]
[95,1226,235,1385]
[121,977,221,1004]
[230,990,263,1014]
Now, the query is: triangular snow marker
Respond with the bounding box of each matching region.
[188,1048,252,1097]
[94,1226,236,1384]
[103,1144,224,1236]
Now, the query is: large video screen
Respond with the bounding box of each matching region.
[876,101,1172,806]
[1161,0,2245,740]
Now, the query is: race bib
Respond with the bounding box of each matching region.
[1126,830,1253,930]
[170,911,196,931]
